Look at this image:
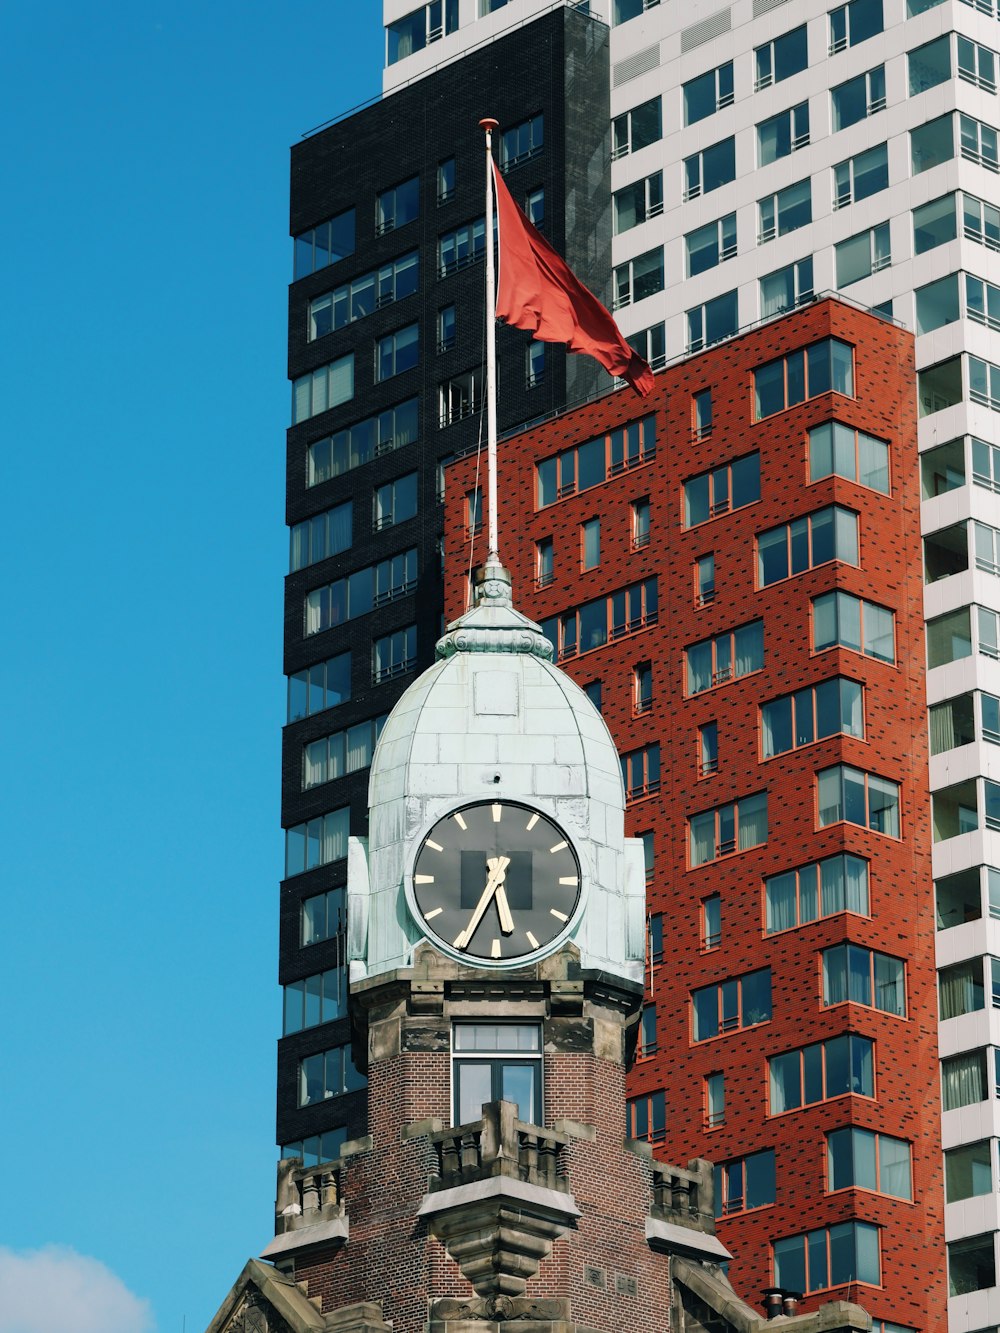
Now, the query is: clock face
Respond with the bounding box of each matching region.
[410,800,581,963]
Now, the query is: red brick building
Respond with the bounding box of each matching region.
[444,298,946,1330]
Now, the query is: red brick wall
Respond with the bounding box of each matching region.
[443,300,945,1329]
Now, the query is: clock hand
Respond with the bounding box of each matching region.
[495,882,514,934]
[455,856,510,950]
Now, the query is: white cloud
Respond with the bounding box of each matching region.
[0,1246,153,1333]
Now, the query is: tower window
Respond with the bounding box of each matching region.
[452,1024,542,1126]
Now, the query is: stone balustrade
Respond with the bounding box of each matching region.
[649,1157,716,1233]
[274,1156,345,1236]
[428,1100,571,1194]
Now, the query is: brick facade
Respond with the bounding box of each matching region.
[443,299,946,1329]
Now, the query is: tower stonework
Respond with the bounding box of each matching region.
[207,566,871,1333]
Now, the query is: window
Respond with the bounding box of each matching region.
[613,172,663,234]
[686,291,738,352]
[699,722,719,777]
[936,866,998,930]
[439,371,482,426]
[614,0,661,21]
[500,114,543,169]
[981,606,1000,660]
[437,305,456,352]
[762,678,863,758]
[438,218,485,276]
[307,397,419,487]
[809,422,889,492]
[758,179,812,244]
[536,418,656,506]
[288,653,352,723]
[760,257,814,317]
[612,96,662,159]
[915,273,960,334]
[941,1049,989,1110]
[918,356,962,415]
[543,578,658,663]
[634,661,652,715]
[924,522,969,583]
[373,474,417,532]
[939,958,991,1019]
[303,714,387,789]
[705,1073,725,1127]
[932,778,981,841]
[466,488,483,536]
[285,808,349,877]
[282,1129,348,1169]
[770,1033,874,1112]
[526,341,545,389]
[690,793,768,866]
[823,943,905,1015]
[757,103,810,167]
[579,518,600,571]
[968,275,1000,331]
[613,249,664,308]
[977,521,1000,576]
[774,1222,880,1293]
[755,25,807,89]
[632,497,651,549]
[974,437,1000,491]
[386,0,458,64]
[536,537,554,588]
[622,743,660,800]
[684,454,760,526]
[683,62,734,125]
[627,1090,666,1142]
[683,137,736,201]
[833,142,888,208]
[694,390,712,438]
[959,34,998,90]
[584,680,602,712]
[702,894,721,948]
[294,211,356,280]
[525,188,544,228]
[628,323,665,373]
[685,213,737,276]
[817,765,900,836]
[913,193,957,253]
[375,324,419,383]
[832,66,885,131]
[647,908,663,961]
[292,355,354,423]
[929,693,976,754]
[757,505,859,586]
[453,1023,541,1125]
[302,887,346,945]
[437,157,455,204]
[971,354,1000,412]
[692,968,771,1039]
[298,1044,366,1106]
[964,190,1000,251]
[908,35,951,94]
[305,550,417,636]
[945,1141,993,1202]
[309,252,418,342]
[961,112,1000,171]
[766,853,869,933]
[911,114,954,175]
[373,625,417,683]
[753,338,854,418]
[949,1236,996,1296]
[836,223,890,286]
[813,590,895,663]
[715,1150,775,1216]
[290,502,352,572]
[686,621,764,695]
[829,0,883,54]
[638,1006,658,1058]
[695,554,715,607]
[283,967,346,1033]
[921,437,965,499]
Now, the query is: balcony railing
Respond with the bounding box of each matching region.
[428,1100,571,1195]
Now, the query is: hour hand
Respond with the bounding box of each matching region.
[495,883,514,934]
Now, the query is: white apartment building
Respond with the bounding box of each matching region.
[381,1,1000,1327]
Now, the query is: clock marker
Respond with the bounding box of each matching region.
[452,812,467,830]
[526,931,539,949]
[491,938,501,958]
[549,840,567,853]
[558,876,579,886]
[550,908,568,922]
[525,813,539,831]
[424,907,443,920]
[414,874,435,884]
[425,839,443,852]
[492,803,502,823]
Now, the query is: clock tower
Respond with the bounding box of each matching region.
[207,562,871,1333]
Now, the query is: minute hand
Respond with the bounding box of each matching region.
[454,856,510,950]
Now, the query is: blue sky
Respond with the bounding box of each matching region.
[0,5,381,1329]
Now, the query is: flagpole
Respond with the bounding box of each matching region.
[480,117,500,564]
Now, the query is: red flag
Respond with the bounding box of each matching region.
[491,160,654,398]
